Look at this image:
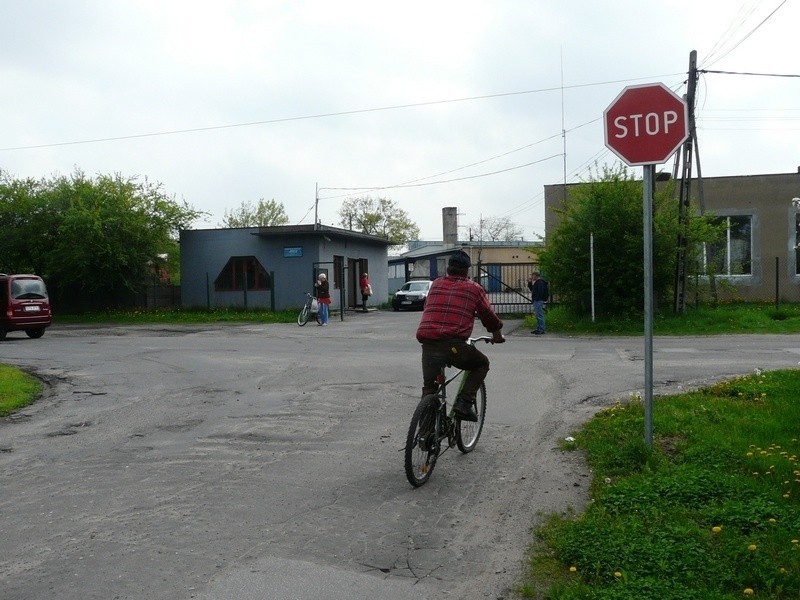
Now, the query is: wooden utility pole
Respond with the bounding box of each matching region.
[673,50,699,314]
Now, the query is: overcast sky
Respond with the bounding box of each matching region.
[2,1,798,241]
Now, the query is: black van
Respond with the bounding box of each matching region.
[0,274,52,339]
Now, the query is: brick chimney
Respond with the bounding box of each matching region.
[442,207,458,245]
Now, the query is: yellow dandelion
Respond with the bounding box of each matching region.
[780,567,787,574]
[743,588,754,596]
[712,526,722,533]
[748,544,758,552]
[614,571,622,579]
[769,518,777,524]
[783,493,791,498]
[569,566,577,573]
[746,452,754,457]
[792,539,799,545]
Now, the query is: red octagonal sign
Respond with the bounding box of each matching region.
[604,83,689,166]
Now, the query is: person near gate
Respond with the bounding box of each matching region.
[416,250,504,422]
[315,273,331,326]
[359,272,372,312]
[527,271,548,335]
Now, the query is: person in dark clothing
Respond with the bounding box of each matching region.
[527,272,548,335]
[416,250,504,421]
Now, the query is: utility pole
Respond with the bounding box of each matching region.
[673,50,698,314]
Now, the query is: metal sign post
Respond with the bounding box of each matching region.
[642,166,654,447]
[604,82,689,448]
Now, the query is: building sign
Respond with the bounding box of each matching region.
[283,246,303,258]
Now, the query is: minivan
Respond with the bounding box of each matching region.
[0,274,52,339]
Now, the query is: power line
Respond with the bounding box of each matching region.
[700,69,800,78]
[0,74,682,152]
[319,154,563,195]
[701,0,787,68]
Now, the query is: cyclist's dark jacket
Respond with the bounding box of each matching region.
[416,275,503,343]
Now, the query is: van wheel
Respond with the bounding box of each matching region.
[25,329,44,339]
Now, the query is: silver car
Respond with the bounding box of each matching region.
[391,280,432,311]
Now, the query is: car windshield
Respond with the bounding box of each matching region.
[406,282,429,292]
[10,279,48,300]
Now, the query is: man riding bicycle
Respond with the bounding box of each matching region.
[416,250,505,422]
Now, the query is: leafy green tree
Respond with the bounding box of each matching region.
[338,196,420,244]
[539,164,719,317]
[0,169,203,310]
[221,198,289,227]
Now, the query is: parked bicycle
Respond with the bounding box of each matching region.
[297,292,320,326]
[404,335,494,487]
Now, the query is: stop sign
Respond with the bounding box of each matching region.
[604,83,689,166]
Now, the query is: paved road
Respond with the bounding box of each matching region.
[1,312,799,599]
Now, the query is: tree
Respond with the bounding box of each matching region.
[469,216,523,242]
[338,196,420,244]
[538,164,719,317]
[0,169,203,310]
[221,198,289,227]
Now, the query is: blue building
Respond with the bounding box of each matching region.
[180,224,391,312]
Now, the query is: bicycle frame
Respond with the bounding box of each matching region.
[404,335,495,487]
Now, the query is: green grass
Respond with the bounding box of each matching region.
[521,369,800,599]
[527,303,800,335]
[54,307,300,325]
[0,364,42,416]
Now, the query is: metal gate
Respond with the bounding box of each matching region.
[474,262,538,314]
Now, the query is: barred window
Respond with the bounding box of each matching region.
[215,256,271,291]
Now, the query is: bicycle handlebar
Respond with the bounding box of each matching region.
[468,335,504,345]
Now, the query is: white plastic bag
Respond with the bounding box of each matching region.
[311,298,319,313]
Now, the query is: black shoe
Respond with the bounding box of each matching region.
[453,398,478,422]
[532,330,544,335]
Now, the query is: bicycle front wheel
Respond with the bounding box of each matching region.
[456,382,486,453]
[404,395,440,487]
[297,302,311,326]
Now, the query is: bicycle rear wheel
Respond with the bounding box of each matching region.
[404,395,440,487]
[456,382,486,453]
[297,302,311,326]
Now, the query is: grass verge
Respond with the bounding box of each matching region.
[521,368,800,599]
[54,307,299,325]
[0,364,42,416]
[526,303,800,335]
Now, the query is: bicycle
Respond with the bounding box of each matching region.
[404,335,494,487]
[297,292,320,326]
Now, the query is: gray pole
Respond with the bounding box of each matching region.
[590,232,596,322]
[314,182,319,230]
[643,165,654,448]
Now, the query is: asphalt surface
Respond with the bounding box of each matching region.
[1,312,799,599]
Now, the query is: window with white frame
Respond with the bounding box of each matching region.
[705,215,752,276]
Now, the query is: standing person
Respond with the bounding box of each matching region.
[359,272,371,312]
[416,250,504,422]
[528,271,549,335]
[315,273,331,326]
